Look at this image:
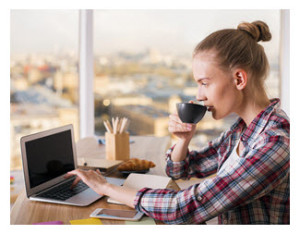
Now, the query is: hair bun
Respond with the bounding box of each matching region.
[237,20,272,42]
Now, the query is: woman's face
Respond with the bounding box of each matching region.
[192,52,240,120]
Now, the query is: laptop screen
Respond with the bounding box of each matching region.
[25,130,75,188]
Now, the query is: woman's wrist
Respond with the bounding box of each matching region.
[177,137,192,147]
[99,181,111,196]
[101,182,137,208]
[171,138,190,162]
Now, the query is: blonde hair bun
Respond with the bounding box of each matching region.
[237,20,272,42]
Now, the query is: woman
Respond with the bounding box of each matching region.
[66,20,290,224]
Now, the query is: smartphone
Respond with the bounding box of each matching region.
[90,208,144,221]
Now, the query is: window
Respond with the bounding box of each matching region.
[93,10,281,150]
[10,10,282,169]
[10,10,79,170]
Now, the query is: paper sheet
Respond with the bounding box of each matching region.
[125,216,156,225]
[70,218,103,225]
[123,173,171,190]
[107,173,171,204]
[33,220,63,225]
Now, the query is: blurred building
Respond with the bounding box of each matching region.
[10,104,79,170]
[10,67,79,170]
[111,95,153,106]
[111,105,169,137]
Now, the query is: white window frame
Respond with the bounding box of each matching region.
[280,9,290,117]
[79,10,290,137]
[79,10,94,138]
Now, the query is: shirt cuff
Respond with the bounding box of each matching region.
[133,187,151,212]
[165,144,190,162]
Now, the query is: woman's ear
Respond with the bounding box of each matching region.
[233,69,248,90]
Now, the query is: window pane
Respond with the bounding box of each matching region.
[93,10,280,150]
[10,10,79,170]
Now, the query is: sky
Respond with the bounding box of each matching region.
[10,9,280,62]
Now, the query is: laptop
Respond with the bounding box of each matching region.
[20,124,124,206]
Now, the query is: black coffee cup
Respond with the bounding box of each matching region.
[176,103,207,124]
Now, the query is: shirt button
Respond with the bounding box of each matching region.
[197,195,202,201]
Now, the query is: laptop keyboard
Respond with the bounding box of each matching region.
[37,179,89,201]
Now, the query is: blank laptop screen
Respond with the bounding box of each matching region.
[25,130,75,188]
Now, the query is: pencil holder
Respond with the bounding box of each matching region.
[105,132,130,161]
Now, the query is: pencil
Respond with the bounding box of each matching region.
[116,117,120,133]
[111,118,115,134]
[103,121,110,133]
[105,120,113,133]
[120,118,126,133]
[121,118,129,133]
[103,121,112,133]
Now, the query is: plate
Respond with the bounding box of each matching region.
[118,169,149,177]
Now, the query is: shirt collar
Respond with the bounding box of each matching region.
[232,98,281,143]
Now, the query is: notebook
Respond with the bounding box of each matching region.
[107,173,172,205]
[20,124,124,206]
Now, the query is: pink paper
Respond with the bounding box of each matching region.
[33,220,63,225]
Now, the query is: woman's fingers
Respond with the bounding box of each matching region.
[63,173,72,179]
[70,176,82,189]
[66,169,83,177]
[169,123,192,132]
[169,114,181,123]
[95,169,102,175]
[169,115,192,132]
[64,169,108,196]
[65,169,84,188]
[169,114,192,127]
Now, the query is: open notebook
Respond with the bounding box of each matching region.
[107,173,172,205]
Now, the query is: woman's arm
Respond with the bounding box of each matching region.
[165,130,227,180]
[167,113,195,162]
[135,134,290,224]
[166,112,229,180]
[65,169,138,208]
[104,183,137,208]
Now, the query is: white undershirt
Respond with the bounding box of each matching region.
[220,140,241,171]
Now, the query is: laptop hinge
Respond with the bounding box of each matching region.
[34,176,75,197]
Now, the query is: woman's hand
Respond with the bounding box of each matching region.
[65,169,137,208]
[168,113,196,141]
[64,169,108,195]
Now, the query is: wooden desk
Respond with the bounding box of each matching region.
[10,136,173,225]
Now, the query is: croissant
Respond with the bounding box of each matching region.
[117,158,156,171]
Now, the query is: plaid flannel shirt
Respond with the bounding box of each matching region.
[133,99,290,224]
